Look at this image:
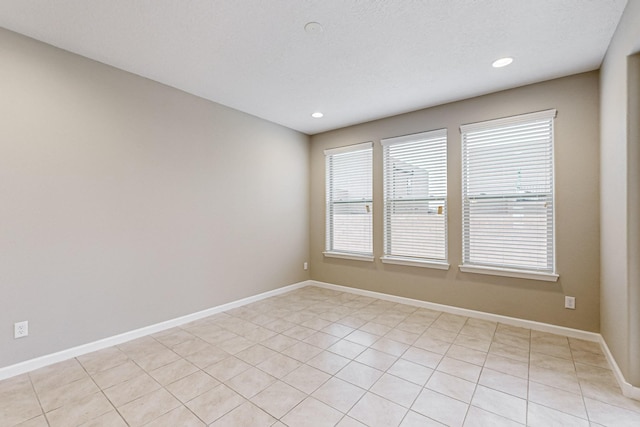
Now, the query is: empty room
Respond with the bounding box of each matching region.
[1,1,639,426]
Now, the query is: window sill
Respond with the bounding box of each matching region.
[459,265,559,282]
[323,251,375,262]
[381,256,450,270]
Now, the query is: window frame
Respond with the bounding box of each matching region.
[323,142,374,262]
[459,109,559,282]
[380,129,449,270]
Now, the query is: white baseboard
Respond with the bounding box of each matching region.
[0,280,309,381]
[599,336,640,401]
[310,280,600,341]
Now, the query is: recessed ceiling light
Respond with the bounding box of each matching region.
[304,22,323,34]
[492,57,513,68]
[311,112,324,118]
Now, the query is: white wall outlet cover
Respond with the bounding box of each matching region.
[565,296,576,309]
[14,321,29,338]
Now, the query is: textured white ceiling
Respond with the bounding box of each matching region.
[0,0,628,135]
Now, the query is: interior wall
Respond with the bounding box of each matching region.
[599,0,640,387]
[0,28,310,369]
[310,72,600,332]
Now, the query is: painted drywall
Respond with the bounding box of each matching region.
[310,72,600,332]
[0,28,310,368]
[600,0,640,386]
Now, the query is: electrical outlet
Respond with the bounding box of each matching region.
[303,262,308,270]
[565,296,576,310]
[14,321,28,339]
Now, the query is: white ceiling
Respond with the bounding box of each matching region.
[0,0,628,135]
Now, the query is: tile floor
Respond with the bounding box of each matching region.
[2,286,640,426]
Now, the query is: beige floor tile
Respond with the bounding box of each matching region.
[304,331,342,349]
[215,335,254,355]
[209,401,275,426]
[584,397,640,427]
[402,346,443,368]
[478,368,527,399]
[432,313,467,333]
[226,366,276,398]
[282,341,324,362]
[283,325,317,340]
[488,341,529,363]
[77,410,128,427]
[459,325,495,341]
[348,392,407,427]
[423,326,458,343]
[264,318,297,333]
[185,384,245,424]
[471,385,527,424]
[528,381,587,419]
[484,353,529,379]
[383,329,419,346]
[336,361,384,389]
[261,333,298,351]
[446,344,487,366]
[148,358,199,385]
[426,371,476,403]
[204,356,251,382]
[453,334,492,353]
[387,358,434,386]
[568,338,603,354]
[395,320,430,335]
[30,359,87,394]
[344,330,381,347]
[328,339,368,359]
[256,352,302,378]
[529,364,581,394]
[118,388,180,427]
[579,381,640,413]
[283,364,331,394]
[530,351,576,374]
[45,392,113,427]
[360,321,393,336]
[77,347,129,375]
[39,376,100,412]
[252,380,307,418]
[307,350,351,375]
[412,388,469,427]
[0,387,42,427]
[321,322,355,338]
[312,377,366,413]
[281,397,344,427]
[571,349,610,369]
[355,347,398,371]
[336,416,368,426]
[103,373,160,407]
[464,318,497,333]
[152,327,195,347]
[575,363,618,388]
[185,346,230,369]
[400,410,447,426]
[134,347,181,372]
[13,414,49,427]
[235,344,278,365]
[531,338,572,360]
[143,405,204,427]
[165,370,220,403]
[371,373,421,408]
[436,356,482,382]
[463,406,523,426]
[242,326,278,343]
[495,324,531,340]
[90,360,144,390]
[527,401,589,426]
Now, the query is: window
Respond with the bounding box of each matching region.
[324,142,373,261]
[460,109,558,281]
[381,130,448,268]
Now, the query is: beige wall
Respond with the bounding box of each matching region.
[600,0,640,386]
[0,29,310,368]
[310,72,600,332]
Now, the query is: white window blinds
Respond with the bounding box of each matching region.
[325,142,373,258]
[460,109,557,277]
[381,130,448,264]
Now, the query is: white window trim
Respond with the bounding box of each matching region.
[380,129,448,264]
[459,264,559,282]
[325,141,374,258]
[381,255,450,270]
[460,109,558,280]
[324,251,375,262]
